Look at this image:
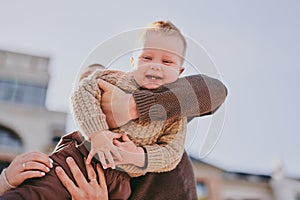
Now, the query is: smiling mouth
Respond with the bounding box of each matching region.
[145,75,162,80]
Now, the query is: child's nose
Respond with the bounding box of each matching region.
[149,64,162,71]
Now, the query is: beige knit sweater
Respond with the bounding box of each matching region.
[71,69,187,177]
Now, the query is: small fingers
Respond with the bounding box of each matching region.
[111,147,122,162]
[97,152,107,169]
[104,152,115,169]
[121,133,130,142]
[113,133,123,140]
[113,139,122,147]
[86,150,96,164]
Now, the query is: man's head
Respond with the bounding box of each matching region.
[131,20,186,89]
[79,63,105,81]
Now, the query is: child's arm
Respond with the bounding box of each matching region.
[71,70,121,168]
[71,70,109,134]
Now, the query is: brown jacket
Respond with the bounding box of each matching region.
[0,131,131,200]
[0,131,197,200]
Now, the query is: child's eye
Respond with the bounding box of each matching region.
[163,60,173,64]
[143,56,152,60]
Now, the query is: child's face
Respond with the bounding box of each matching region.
[132,32,184,89]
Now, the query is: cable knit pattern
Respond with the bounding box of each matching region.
[71,74,109,138]
[71,69,187,177]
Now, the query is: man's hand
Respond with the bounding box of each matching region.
[55,157,108,200]
[98,79,138,128]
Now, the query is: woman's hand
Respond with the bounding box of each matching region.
[55,157,108,200]
[98,79,138,128]
[113,134,145,168]
[5,152,53,187]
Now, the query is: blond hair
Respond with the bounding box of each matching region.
[140,20,187,59]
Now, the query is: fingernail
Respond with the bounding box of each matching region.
[41,172,45,176]
[49,158,54,168]
[66,157,73,163]
[55,167,62,172]
[46,167,50,172]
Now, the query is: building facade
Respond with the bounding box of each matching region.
[0,50,67,171]
[191,157,300,200]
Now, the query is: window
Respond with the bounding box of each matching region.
[0,79,47,106]
[0,125,22,149]
[197,181,208,200]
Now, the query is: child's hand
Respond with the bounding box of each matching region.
[113,134,145,167]
[86,130,123,169]
[113,133,139,153]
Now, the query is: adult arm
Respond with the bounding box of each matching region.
[71,69,110,137]
[134,74,228,121]
[99,74,227,127]
[0,152,53,195]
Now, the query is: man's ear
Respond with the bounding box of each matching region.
[130,57,135,67]
[179,66,185,75]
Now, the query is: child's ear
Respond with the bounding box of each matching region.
[130,57,135,67]
[179,66,185,75]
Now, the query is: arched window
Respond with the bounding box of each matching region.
[0,125,22,149]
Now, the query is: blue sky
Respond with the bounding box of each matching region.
[0,0,299,177]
